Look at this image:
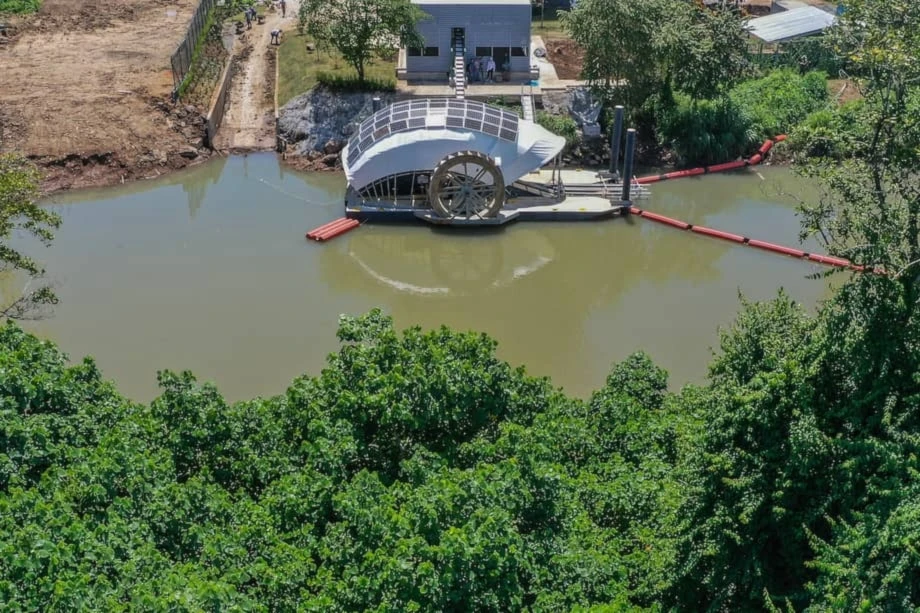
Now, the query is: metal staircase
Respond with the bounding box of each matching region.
[453,31,466,99]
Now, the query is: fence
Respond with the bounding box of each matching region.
[170,0,219,93]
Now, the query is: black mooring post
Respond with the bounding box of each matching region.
[609,105,624,176]
[372,96,382,112]
[621,128,637,202]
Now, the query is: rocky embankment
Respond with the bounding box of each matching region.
[277,85,634,173]
[277,86,395,172]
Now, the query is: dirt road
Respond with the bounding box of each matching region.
[0,0,211,193]
[214,0,298,152]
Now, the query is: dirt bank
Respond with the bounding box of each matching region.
[0,0,213,194]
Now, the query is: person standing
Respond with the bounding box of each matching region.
[245,6,252,29]
[280,0,286,18]
[486,56,495,82]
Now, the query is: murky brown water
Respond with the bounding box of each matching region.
[17,154,836,401]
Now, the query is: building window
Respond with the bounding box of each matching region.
[423,47,439,56]
[511,46,528,57]
[408,47,422,56]
[475,46,491,57]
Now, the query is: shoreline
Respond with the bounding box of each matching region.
[37,143,789,197]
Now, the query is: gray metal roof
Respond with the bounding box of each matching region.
[746,6,837,43]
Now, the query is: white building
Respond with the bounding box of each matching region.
[398,0,534,82]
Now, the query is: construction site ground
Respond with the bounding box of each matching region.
[0,0,211,193]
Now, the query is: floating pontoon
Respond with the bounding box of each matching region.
[341,98,648,226]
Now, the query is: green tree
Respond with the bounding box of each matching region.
[560,0,749,111]
[672,294,832,610]
[298,0,425,83]
[559,0,670,110]
[666,1,751,101]
[795,0,920,273]
[0,153,60,320]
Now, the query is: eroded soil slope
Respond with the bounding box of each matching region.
[0,0,212,192]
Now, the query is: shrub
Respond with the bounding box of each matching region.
[654,93,757,166]
[728,68,829,137]
[315,72,396,93]
[788,99,869,160]
[536,112,580,148]
[0,0,40,14]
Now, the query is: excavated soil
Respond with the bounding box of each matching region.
[545,39,584,81]
[0,0,213,193]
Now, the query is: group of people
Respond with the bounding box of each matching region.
[466,56,496,83]
[241,0,285,44]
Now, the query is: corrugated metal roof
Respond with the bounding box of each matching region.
[746,6,837,43]
[413,0,531,5]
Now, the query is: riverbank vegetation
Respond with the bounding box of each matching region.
[278,32,396,105]
[0,0,39,14]
[558,0,846,167]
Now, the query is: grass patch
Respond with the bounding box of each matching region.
[278,33,396,106]
[531,6,570,40]
[0,0,40,14]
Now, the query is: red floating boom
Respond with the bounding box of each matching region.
[640,210,691,229]
[748,239,805,259]
[691,225,746,244]
[632,205,862,271]
[306,217,360,242]
[706,160,748,174]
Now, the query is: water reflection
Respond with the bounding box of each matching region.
[20,154,835,402]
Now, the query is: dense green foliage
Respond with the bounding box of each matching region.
[4,278,920,610]
[727,69,829,139]
[315,72,396,93]
[560,0,750,112]
[536,112,579,148]
[0,312,697,610]
[0,154,61,320]
[653,69,828,165]
[651,93,756,165]
[0,0,40,15]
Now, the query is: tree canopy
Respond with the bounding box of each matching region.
[559,0,750,110]
[3,286,920,610]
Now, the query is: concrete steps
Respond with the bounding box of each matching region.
[521,94,535,121]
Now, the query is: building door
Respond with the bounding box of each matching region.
[492,47,510,74]
[451,27,466,53]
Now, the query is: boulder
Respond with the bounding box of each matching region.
[323,139,344,154]
[277,85,395,156]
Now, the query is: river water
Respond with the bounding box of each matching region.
[20,153,836,401]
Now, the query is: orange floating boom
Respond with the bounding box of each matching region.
[306,217,360,242]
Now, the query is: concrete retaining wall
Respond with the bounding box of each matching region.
[205,57,234,148]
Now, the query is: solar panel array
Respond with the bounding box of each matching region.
[345,99,520,167]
